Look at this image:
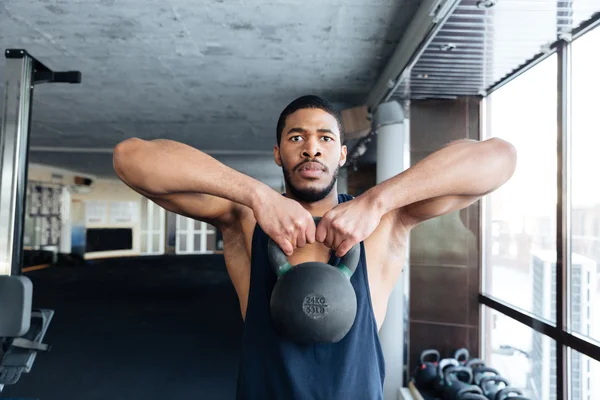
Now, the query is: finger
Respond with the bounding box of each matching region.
[332,233,346,255]
[324,229,335,250]
[279,238,294,256]
[296,230,307,248]
[315,218,326,243]
[335,239,354,258]
[305,218,316,244]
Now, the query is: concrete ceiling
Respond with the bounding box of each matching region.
[0,0,422,187]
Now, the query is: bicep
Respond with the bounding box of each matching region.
[397,194,482,227]
[148,192,241,229]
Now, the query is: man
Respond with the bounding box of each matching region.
[113,95,517,399]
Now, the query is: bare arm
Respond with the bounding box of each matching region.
[365,138,517,227]
[112,138,272,228]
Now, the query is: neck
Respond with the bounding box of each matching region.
[284,188,340,217]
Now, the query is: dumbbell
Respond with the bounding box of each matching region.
[478,375,511,400]
[453,348,470,365]
[413,349,440,391]
[442,366,483,400]
[494,387,528,400]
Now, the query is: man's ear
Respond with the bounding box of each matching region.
[339,144,347,167]
[274,145,282,167]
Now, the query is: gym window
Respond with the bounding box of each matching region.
[479,18,600,400]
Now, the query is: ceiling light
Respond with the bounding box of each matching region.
[476,0,497,9]
[440,43,456,52]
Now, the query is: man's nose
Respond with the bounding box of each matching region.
[302,138,322,158]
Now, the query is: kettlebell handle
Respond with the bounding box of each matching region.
[268,216,361,279]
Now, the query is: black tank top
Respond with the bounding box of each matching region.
[236,194,385,400]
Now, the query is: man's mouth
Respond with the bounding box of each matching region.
[297,162,325,172]
[296,162,326,178]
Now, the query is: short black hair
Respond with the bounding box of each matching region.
[276,95,344,145]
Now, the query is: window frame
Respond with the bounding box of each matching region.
[479,13,600,400]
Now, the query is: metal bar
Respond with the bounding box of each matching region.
[486,49,557,96]
[414,65,488,71]
[410,88,481,93]
[479,295,558,336]
[556,37,572,400]
[411,80,486,86]
[420,51,534,58]
[571,11,600,40]
[0,51,34,276]
[413,68,488,74]
[479,295,600,362]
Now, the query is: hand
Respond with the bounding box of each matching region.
[252,191,316,256]
[316,196,383,257]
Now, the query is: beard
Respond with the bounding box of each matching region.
[282,161,339,203]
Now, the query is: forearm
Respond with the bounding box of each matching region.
[366,138,517,214]
[113,138,271,209]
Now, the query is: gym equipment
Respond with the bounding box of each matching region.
[268,217,361,343]
[413,349,440,390]
[458,394,488,400]
[478,375,510,400]
[0,276,32,337]
[0,49,81,392]
[0,309,54,386]
[472,366,500,386]
[465,358,486,370]
[443,366,484,400]
[494,387,526,400]
[453,348,470,365]
[433,358,460,394]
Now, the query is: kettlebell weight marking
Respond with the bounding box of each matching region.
[303,294,329,319]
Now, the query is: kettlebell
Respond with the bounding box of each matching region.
[472,367,500,386]
[459,394,488,400]
[479,375,510,400]
[434,358,461,394]
[413,349,440,390]
[454,348,470,365]
[443,366,483,400]
[268,217,361,344]
[494,387,525,400]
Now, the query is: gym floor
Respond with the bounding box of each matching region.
[2,255,243,400]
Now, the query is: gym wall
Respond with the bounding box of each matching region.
[26,163,145,260]
[408,96,482,367]
[347,163,377,197]
[70,179,144,260]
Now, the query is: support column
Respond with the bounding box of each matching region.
[0,49,81,276]
[374,101,408,400]
[337,167,348,194]
[59,186,72,254]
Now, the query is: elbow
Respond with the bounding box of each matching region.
[113,137,145,183]
[488,137,518,182]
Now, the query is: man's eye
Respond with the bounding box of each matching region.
[291,136,303,142]
[321,137,333,142]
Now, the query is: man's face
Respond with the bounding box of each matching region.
[274,108,347,202]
